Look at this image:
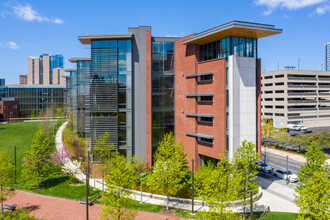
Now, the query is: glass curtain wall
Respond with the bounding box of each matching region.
[151,41,175,154]
[0,87,64,117]
[77,61,90,136]
[90,39,132,157]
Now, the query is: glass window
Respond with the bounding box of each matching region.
[239,38,246,57]
[232,37,239,56]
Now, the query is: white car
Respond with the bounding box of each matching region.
[272,169,299,182]
[256,161,272,173]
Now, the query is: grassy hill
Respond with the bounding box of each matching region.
[0,121,41,179]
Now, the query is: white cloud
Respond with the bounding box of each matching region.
[165,34,181,37]
[8,41,19,50]
[255,0,328,15]
[8,3,64,24]
[315,4,330,14]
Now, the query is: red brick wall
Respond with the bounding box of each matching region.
[0,101,19,120]
[175,36,226,169]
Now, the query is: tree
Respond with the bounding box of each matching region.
[234,140,259,218]
[295,142,330,219]
[195,159,242,220]
[22,129,53,189]
[261,117,275,142]
[55,107,63,118]
[92,132,114,162]
[0,151,15,215]
[273,128,289,143]
[101,152,140,220]
[147,133,190,205]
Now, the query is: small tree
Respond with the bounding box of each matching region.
[92,132,114,162]
[101,152,140,220]
[0,151,15,215]
[147,133,190,204]
[22,129,53,189]
[196,159,242,220]
[234,140,259,217]
[295,142,330,219]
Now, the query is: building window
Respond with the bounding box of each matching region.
[198,116,214,123]
[12,105,17,109]
[198,96,213,102]
[198,137,214,144]
[198,75,213,82]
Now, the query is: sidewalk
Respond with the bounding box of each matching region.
[6,190,186,220]
[262,146,330,165]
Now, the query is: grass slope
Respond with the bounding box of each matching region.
[0,121,41,179]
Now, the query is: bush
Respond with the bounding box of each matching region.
[284,147,290,151]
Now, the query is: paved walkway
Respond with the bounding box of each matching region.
[262,146,330,165]
[5,190,185,220]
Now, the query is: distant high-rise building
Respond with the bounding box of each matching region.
[325,42,330,71]
[27,54,65,85]
[0,78,5,86]
[19,75,27,85]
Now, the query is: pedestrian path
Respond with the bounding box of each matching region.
[6,190,185,220]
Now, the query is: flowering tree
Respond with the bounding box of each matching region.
[22,129,53,189]
[50,145,73,166]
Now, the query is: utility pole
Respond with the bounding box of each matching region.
[286,155,289,185]
[166,175,169,210]
[191,159,195,215]
[86,151,90,220]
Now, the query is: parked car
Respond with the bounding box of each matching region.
[256,161,272,173]
[286,124,307,131]
[272,169,299,182]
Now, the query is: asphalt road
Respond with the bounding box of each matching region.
[257,152,304,190]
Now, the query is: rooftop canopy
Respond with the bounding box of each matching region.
[78,33,133,45]
[68,57,91,63]
[183,20,282,45]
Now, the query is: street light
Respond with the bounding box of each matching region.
[286,155,289,185]
[140,174,146,204]
[190,159,195,215]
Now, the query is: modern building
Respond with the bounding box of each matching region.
[0,84,65,117]
[261,69,330,127]
[0,98,19,121]
[27,54,65,85]
[19,75,27,85]
[0,78,5,86]
[72,21,281,167]
[325,42,330,71]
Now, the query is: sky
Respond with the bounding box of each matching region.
[0,0,330,84]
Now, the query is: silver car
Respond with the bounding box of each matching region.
[256,161,272,173]
[273,169,299,182]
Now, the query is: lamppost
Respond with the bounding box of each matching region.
[190,159,195,215]
[140,174,145,204]
[286,155,289,185]
[14,146,16,184]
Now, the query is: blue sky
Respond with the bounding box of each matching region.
[0,0,330,84]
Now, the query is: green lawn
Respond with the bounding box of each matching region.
[0,121,41,179]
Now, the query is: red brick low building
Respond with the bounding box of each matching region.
[0,98,19,121]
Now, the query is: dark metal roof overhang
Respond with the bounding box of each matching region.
[78,33,133,45]
[183,20,282,45]
[69,57,91,63]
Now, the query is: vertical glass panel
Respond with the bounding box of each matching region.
[253,39,258,58]
[232,37,239,56]
[246,38,253,57]
[239,38,246,57]
[126,89,132,110]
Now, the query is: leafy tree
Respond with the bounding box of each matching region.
[0,151,15,215]
[30,110,36,120]
[195,159,242,220]
[22,129,53,189]
[261,117,275,142]
[55,107,63,118]
[92,132,114,162]
[273,128,289,143]
[147,133,190,203]
[101,152,140,220]
[234,140,259,218]
[295,142,330,219]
